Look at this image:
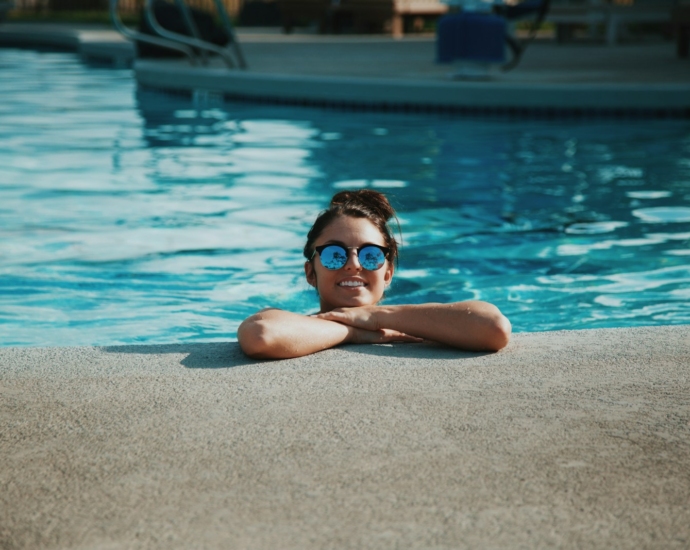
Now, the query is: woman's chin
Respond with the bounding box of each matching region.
[323,292,380,310]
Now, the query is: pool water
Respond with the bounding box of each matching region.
[1,49,690,347]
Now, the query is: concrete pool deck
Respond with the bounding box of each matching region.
[1,20,689,549]
[1,22,689,114]
[1,326,689,548]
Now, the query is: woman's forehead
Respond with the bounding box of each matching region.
[316,216,386,245]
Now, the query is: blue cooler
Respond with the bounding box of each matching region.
[436,12,506,64]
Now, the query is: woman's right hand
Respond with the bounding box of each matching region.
[346,326,423,345]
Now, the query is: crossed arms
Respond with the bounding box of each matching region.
[238,301,511,359]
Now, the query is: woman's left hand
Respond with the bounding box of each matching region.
[315,306,380,331]
[317,301,511,352]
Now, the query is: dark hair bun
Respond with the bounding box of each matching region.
[329,189,395,223]
[304,188,400,263]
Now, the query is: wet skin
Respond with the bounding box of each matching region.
[305,216,394,313]
[238,214,511,358]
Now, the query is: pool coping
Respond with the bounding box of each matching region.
[135,57,690,115]
[2,325,689,548]
[0,23,135,67]
[2,22,690,115]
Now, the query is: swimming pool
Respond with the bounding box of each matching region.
[1,48,689,347]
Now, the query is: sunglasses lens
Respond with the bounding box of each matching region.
[358,246,387,271]
[319,245,348,270]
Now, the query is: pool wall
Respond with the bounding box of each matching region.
[2,325,689,548]
[2,23,690,116]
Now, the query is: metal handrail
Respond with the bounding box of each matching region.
[111,0,247,70]
[144,0,238,68]
[210,0,247,69]
[173,0,209,64]
[109,0,199,65]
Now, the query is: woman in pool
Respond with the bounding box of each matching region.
[238,190,511,359]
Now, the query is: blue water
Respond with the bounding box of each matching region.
[1,48,690,347]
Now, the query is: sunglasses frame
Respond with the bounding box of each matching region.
[311,243,390,271]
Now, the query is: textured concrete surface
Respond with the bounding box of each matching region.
[2,326,689,549]
[1,23,689,112]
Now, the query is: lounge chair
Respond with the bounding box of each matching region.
[547,0,676,45]
[278,0,448,36]
[344,0,448,38]
[605,0,675,45]
[278,0,332,33]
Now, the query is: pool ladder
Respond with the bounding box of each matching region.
[110,0,247,69]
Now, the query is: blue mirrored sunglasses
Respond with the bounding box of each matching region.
[311,244,390,271]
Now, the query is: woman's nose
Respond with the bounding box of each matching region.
[344,249,361,271]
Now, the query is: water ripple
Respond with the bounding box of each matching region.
[1,49,690,345]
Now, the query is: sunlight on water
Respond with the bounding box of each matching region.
[1,49,689,346]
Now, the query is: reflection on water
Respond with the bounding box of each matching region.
[1,49,690,346]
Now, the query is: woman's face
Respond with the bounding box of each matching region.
[305,215,394,312]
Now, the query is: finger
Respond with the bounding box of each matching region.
[315,312,339,321]
[395,333,424,341]
[316,310,345,318]
[378,329,424,343]
[316,312,348,324]
[392,335,424,343]
[315,312,332,318]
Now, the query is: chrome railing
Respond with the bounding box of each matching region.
[110,0,247,69]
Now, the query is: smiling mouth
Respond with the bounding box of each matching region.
[338,280,367,288]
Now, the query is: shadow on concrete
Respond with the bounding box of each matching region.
[341,341,494,361]
[100,342,265,369]
[100,341,491,368]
